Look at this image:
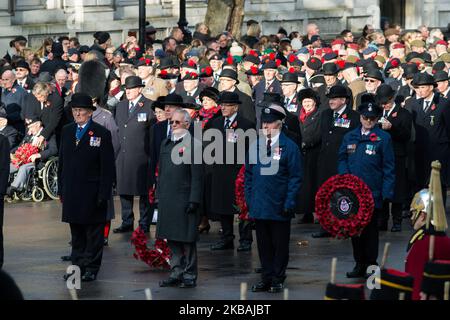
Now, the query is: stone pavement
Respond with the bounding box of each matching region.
[2,197,449,300]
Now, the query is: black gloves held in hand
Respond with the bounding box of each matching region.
[186,202,199,214]
[281,207,295,218]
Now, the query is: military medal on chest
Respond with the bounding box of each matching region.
[430,115,435,126]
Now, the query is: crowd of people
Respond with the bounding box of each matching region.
[0,19,450,299]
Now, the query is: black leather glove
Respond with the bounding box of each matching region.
[185,202,199,214]
[281,208,295,218]
[97,198,107,209]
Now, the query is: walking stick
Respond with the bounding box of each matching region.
[240,282,247,300]
[380,242,391,269]
[330,257,337,284]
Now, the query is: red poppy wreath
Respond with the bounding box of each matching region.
[315,174,374,239]
[131,227,171,269]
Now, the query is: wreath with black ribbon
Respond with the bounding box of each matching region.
[315,174,374,239]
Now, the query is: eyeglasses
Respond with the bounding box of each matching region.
[364,79,377,83]
[362,115,377,121]
[169,120,186,125]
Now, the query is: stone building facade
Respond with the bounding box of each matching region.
[0,0,447,53]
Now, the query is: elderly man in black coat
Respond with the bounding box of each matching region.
[113,76,154,234]
[0,134,10,269]
[375,84,413,232]
[157,109,203,288]
[58,93,115,281]
[313,85,360,238]
[206,91,255,251]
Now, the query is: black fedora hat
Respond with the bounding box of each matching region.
[124,76,145,89]
[158,57,177,70]
[219,69,239,84]
[183,96,201,110]
[69,92,96,110]
[375,84,396,104]
[364,68,384,82]
[15,60,30,72]
[199,87,220,103]
[218,91,242,105]
[322,62,339,75]
[401,63,419,79]
[160,93,186,107]
[326,85,349,99]
[412,72,436,87]
[280,70,300,84]
[434,70,449,83]
[151,96,165,111]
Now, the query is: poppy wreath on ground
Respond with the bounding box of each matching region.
[315,174,374,239]
[234,165,253,221]
[131,227,171,269]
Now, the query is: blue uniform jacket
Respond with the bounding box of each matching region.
[245,132,303,221]
[338,125,395,208]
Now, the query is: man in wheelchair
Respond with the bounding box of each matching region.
[6,118,57,196]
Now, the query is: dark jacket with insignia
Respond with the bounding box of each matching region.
[58,120,115,224]
[115,95,154,195]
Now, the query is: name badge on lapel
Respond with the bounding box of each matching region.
[273,147,282,160]
[137,113,147,122]
[287,104,297,113]
[227,132,238,143]
[90,137,101,147]
[347,144,356,154]
[365,144,376,155]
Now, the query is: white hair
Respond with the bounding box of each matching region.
[173,108,191,124]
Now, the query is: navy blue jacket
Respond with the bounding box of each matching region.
[245,132,302,221]
[338,126,395,208]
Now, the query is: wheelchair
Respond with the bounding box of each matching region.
[5,157,59,203]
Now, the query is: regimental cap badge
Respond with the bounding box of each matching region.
[264,108,270,114]
[368,103,372,112]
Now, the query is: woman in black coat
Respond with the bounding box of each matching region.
[297,88,322,223]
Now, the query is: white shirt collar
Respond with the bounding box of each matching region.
[78,122,88,129]
[286,93,296,102]
[266,132,281,146]
[361,127,371,136]
[172,131,188,142]
[225,112,237,124]
[0,126,6,131]
[442,87,450,97]
[130,95,142,106]
[334,105,347,117]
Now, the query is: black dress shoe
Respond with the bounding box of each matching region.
[311,231,332,238]
[254,267,262,273]
[113,225,133,233]
[251,281,271,292]
[103,238,109,246]
[159,278,181,287]
[346,264,367,278]
[81,271,97,282]
[210,241,234,250]
[268,283,284,293]
[61,255,71,262]
[391,224,402,232]
[179,279,196,288]
[237,243,252,252]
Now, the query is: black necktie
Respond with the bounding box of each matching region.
[424,101,430,112]
[383,110,389,118]
[168,125,172,138]
[333,112,339,120]
[267,138,272,156]
[129,102,136,115]
[224,119,231,129]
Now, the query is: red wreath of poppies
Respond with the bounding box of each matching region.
[11,143,40,168]
[315,174,374,239]
[131,227,171,269]
[234,165,253,221]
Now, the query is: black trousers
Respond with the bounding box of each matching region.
[351,209,380,267]
[0,196,3,269]
[219,214,253,244]
[168,240,197,281]
[379,201,403,226]
[255,219,291,285]
[70,223,104,275]
[119,195,151,229]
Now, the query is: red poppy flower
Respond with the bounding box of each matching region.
[336,60,346,69]
[392,112,397,118]
[369,133,378,142]
[187,59,195,67]
[391,59,399,68]
[205,66,212,75]
[275,59,281,67]
[227,56,234,65]
[160,70,168,76]
[288,55,296,63]
[139,57,144,61]
[249,50,257,57]
[138,102,144,107]
[310,58,316,63]
[145,58,151,65]
[341,113,347,119]
[431,104,436,111]
[308,49,314,55]
[88,131,94,136]
[134,46,140,51]
[288,67,295,73]
[250,65,258,75]
[269,52,276,60]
